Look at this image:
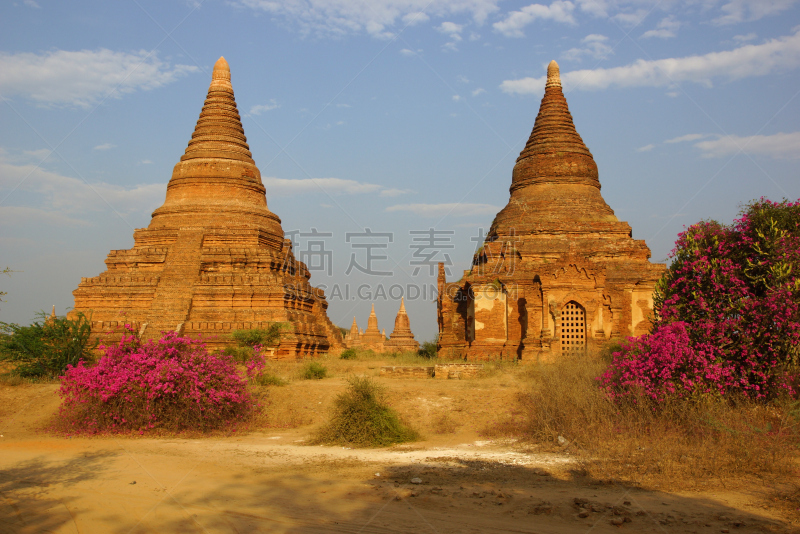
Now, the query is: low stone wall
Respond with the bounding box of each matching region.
[379,363,484,379]
[434,363,484,379]
[379,366,435,379]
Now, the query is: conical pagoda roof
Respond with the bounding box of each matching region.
[181,57,254,163]
[489,60,618,238]
[148,57,284,246]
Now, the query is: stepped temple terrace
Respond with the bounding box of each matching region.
[436,61,666,361]
[343,299,420,353]
[69,57,343,357]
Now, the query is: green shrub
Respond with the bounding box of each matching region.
[301,361,328,380]
[0,312,97,378]
[231,323,286,348]
[223,345,254,364]
[251,372,287,387]
[313,376,419,447]
[418,340,438,359]
[340,348,357,360]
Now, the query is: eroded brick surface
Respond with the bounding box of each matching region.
[379,366,435,378]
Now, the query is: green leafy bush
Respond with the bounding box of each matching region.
[313,376,419,447]
[222,346,253,364]
[0,312,97,378]
[339,348,357,360]
[231,323,286,348]
[418,340,438,359]
[301,361,328,380]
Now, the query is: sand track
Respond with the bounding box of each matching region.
[0,382,796,533]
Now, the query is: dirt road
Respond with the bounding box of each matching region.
[1,382,795,533]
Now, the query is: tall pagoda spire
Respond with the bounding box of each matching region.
[148,57,284,246]
[387,297,419,352]
[511,60,598,192]
[181,57,253,163]
[488,60,617,238]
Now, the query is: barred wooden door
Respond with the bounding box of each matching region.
[561,301,586,354]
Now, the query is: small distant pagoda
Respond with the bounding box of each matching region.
[344,300,419,353]
[69,57,343,357]
[385,298,420,353]
[437,61,666,361]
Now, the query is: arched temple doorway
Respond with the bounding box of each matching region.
[560,301,586,355]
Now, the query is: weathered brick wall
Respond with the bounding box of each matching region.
[379,366,435,378]
[434,363,484,379]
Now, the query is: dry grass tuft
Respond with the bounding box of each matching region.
[431,413,459,434]
[483,354,800,488]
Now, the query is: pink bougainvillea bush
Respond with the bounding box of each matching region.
[58,331,257,434]
[602,198,800,402]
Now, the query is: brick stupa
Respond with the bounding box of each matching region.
[70,57,343,357]
[343,301,419,353]
[437,61,665,360]
[385,298,420,353]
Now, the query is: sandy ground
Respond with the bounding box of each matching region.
[1,376,797,534]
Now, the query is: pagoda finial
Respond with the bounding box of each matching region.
[370,303,376,317]
[546,60,561,89]
[180,56,252,163]
[399,297,406,314]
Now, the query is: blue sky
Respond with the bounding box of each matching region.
[1,0,799,342]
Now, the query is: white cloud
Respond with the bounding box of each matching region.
[402,11,429,25]
[493,1,576,38]
[250,99,279,115]
[636,144,655,152]
[665,133,708,144]
[236,0,500,37]
[0,49,198,108]
[694,132,800,159]
[386,202,500,217]
[262,177,382,197]
[452,94,462,101]
[562,34,612,61]
[23,0,41,8]
[733,32,757,43]
[138,160,154,165]
[575,0,608,17]
[379,188,413,197]
[500,29,800,93]
[641,15,680,39]
[336,103,352,108]
[438,21,464,50]
[0,157,165,223]
[612,8,648,27]
[438,21,463,36]
[714,0,799,25]
[457,75,470,84]
[472,87,486,96]
[399,48,416,56]
[93,143,115,151]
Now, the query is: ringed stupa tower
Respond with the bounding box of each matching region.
[437,61,665,361]
[385,298,420,353]
[70,57,343,357]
